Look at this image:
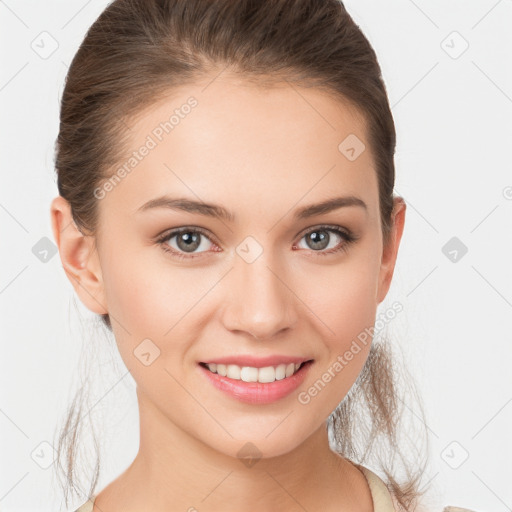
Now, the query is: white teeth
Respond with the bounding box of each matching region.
[275,364,286,380]
[227,364,241,379]
[204,362,305,383]
[258,366,276,383]
[240,366,258,382]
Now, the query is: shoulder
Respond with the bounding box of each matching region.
[356,464,482,512]
[355,464,397,512]
[389,491,482,512]
[73,498,95,512]
[412,505,483,512]
[442,508,481,512]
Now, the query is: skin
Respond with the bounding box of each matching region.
[51,72,405,512]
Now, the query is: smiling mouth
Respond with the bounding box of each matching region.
[198,360,313,384]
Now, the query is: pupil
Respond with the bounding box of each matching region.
[178,232,200,252]
[309,230,328,250]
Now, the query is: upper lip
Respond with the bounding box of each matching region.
[200,355,313,368]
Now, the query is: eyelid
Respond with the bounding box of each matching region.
[155,225,221,261]
[156,225,219,245]
[156,223,351,245]
[156,223,357,259]
[295,223,352,240]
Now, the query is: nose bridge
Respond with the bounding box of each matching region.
[223,247,297,339]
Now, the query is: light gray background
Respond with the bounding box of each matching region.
[1,1,511,511]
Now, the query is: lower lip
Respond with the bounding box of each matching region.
[198,361,313,405]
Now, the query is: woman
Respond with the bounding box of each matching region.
[50,1,474,510]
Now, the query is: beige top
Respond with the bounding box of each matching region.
[73,464,396,512]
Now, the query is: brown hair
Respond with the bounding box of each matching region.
[53,0,429,510]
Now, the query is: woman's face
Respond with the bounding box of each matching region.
[57,74,405,460]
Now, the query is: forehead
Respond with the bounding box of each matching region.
[100,74,378,220]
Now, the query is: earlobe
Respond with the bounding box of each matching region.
[376,197,406,304]
[50,195,108,315]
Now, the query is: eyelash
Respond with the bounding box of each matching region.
[155,224,358,260]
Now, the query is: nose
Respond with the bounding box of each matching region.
[222,255,298,341]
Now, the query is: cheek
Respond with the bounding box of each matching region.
[323,272,378,336]
[101,243,190,330]
[101,254,195,398]
[300,253,380,387]
[101,247,216,364]
[303,251,380,337]
[99,247,173,369]
[102,258,158,334]
[316,281,376,381]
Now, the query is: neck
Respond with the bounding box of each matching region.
[94,388,372,512]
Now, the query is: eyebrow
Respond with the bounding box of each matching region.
[136,195,367,222]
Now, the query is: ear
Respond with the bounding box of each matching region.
[376,196,406,304]
[50,195,108,315]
